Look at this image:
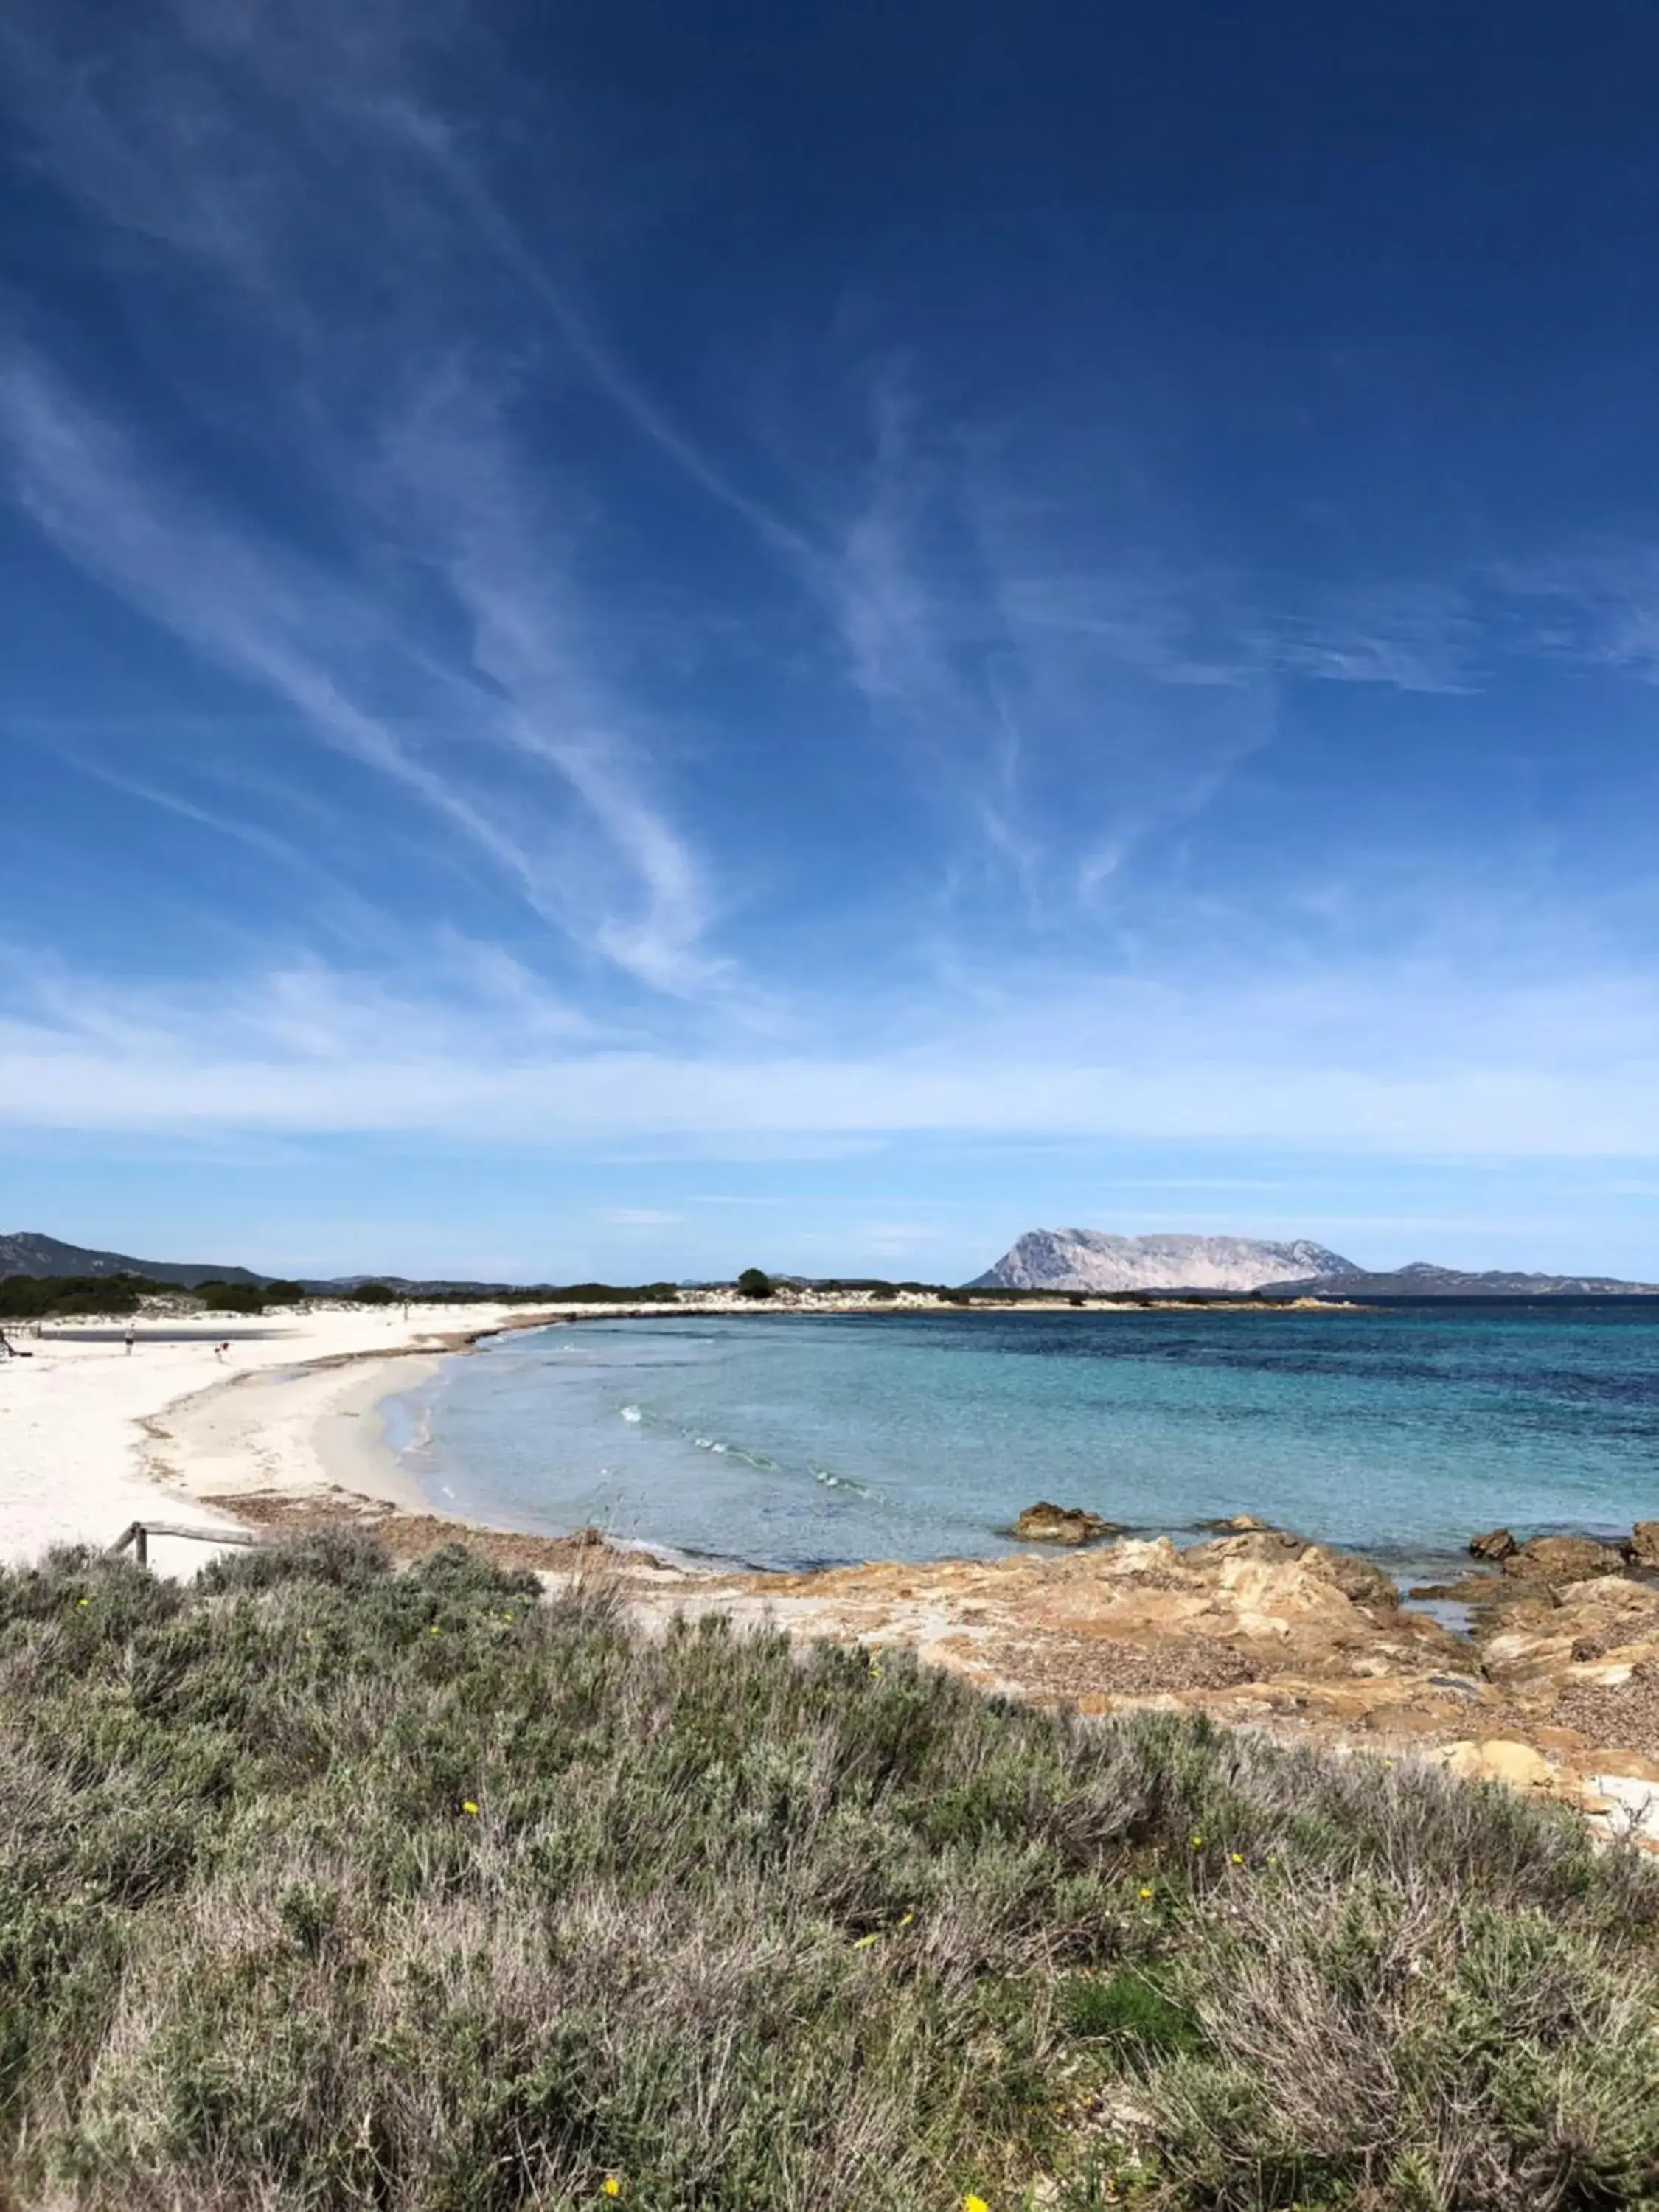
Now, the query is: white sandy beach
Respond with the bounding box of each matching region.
[0,1302,555,1574]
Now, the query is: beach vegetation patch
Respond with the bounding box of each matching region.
[0,1271,168,1318]
[0,1543,1654,2208]
[189,1279,268,1313]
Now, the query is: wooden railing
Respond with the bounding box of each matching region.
[105,1521,261,1568]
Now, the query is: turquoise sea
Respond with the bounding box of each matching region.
[381,1304,1659,1585]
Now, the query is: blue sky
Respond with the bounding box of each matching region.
[4,0,1659,1282]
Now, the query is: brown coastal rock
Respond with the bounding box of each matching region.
[691,1526,1469,1732]
[1626,1520,1659,1570]
[1480,1572,1659,1685]
[1468,1527,1517,1562]
[1502,1534,1627,1583]
[1012,1500,1121,1545]
[1186,1528,1400,1611]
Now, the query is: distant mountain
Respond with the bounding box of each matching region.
[1267,1259,1659,1298]
[0,1231,260,1289]
[970,1229,1359,1294]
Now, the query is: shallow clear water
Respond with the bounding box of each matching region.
[382,1303,1659,1581]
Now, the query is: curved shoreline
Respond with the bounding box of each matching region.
[142,1305,672,1534]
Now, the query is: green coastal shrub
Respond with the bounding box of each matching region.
[0,1272,166,1318]
[190,1280,266,1313]
[0,1544,1654,2210]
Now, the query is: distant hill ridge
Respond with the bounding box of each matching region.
[970,1228,1659,1296]
[1279,1260,1659,1298]
[0,1233,508,1296]
[0,1232,260,1289]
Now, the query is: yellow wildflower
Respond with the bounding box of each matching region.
[602,2179,622,2199]
[1138,1885,1154,1901]
[76,1597,89,1607]
[1189,1833,1203,1847]
[462,1800,479,1815]
[1229,1852,1245,1865]
[963,2196,990,2212]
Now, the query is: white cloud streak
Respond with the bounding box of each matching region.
[0,0,728,998]
[4,950,1658,1159]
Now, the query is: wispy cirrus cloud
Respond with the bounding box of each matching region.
[1493,549,1659,682]
[4,938,1659,1159]
[0,0,733,998]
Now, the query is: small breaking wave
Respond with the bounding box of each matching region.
[689,1433,783,1473]
[609,1388,878,1500]
[812,1467,876,1498]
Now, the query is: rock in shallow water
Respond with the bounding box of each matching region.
[1012,1500,1122,1545]
[1468,1527,1517,1562]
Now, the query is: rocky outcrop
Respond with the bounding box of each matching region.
[684,1528,1468,1734]
[1012,1501,1121,1545]
[1185,1526,1400,1610]
[1627,1521,1659,1570]
[1503,1534,1627,1583]
[1468,1528,1517,1562]
[1479,1571,1659,1684]
[669,1526,1659,1848]
[970,1229,1357,1295]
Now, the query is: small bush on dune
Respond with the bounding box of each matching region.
[195,1526,394,1594]
[0,1548,1653,2210]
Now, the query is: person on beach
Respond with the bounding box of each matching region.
[215,1341,229,1363]
[123,1326,135,1355]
